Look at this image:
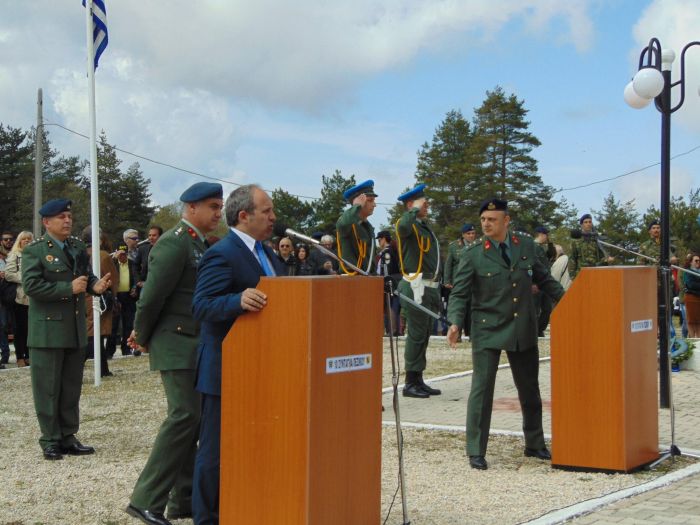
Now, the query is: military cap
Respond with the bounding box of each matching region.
[478,198,508,215]
[534,225,549,234]
[398,183,426,203]
[179,182,224,203]
[343,179,377,202]
[461,223,475,233]
[311,231,324,241]
[376,230,392,241]
[579,213,592,224]
[39,198,72,217]
[647,219,660,230]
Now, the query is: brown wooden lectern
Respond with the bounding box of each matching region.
[550,266,659,472]
[220,276,383,524]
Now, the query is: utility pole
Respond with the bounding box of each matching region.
[33,88,43,238]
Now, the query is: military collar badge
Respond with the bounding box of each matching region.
[484,240,491,250]
[187,227,198,239]
[511,235,520,245]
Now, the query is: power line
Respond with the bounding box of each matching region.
[45,120,700,206]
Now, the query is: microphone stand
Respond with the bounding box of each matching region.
[383,254,411,525]
[284,231,443,321]
[595,238,685,467]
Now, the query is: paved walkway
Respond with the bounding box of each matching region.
[383,353,700,524]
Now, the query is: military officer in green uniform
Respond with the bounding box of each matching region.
[336,179,377,274]
[569,213,614,279]
[444,223,478,340]
[533,225,557,337]
[395,184,442,398]
[637,219,675,265]
[447,199,564,470]
[22,198,112,460]
[126,182,223,525]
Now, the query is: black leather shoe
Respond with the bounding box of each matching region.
[125,504,173,525]
[469,455,488,470]
[166,510,192,520]
[402,383,430,398]
[419,382,442,395]
[43,445,63,461]
[524,447,551,460]
[61,441,95,456]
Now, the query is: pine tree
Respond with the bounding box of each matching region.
[271,188,314,233]
[311,170,356,234]
[0,124,34,232]
[593,192,641,263]
[472,86,559,232]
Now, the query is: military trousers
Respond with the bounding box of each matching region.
[30,346,85,450]
[466,346,545,456]
[534,292,553,336]
[131,369,200,515]
[397,281,440,372]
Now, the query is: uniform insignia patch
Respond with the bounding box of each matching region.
[487,202,496,210]
[484,240,491,250]
[175,227,183,236]
[512,235,520,244]
[187,227,197,239]
[46,255,54,262]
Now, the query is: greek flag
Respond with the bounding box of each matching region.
[82,0,108,69]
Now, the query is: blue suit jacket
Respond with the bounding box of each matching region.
[193,229,285,396]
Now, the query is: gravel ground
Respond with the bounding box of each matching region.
[0,340,692,525]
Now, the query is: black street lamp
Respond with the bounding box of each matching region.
[624,38,700,409]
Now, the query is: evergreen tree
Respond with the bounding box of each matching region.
[271,188,314,233]
[311,170,355,234]
[415,110,485,242]
[472,86,559,232]
[593,192,641,263]
[0,124,33,232]
[644,189,700,257]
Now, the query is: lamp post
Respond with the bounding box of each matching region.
[624,38,700,409]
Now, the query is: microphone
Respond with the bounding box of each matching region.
[273,223,320,246]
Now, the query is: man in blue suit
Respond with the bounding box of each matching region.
[191,184,284,525]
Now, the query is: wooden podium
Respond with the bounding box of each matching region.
[220,276,384,524]
[550,266,659,472]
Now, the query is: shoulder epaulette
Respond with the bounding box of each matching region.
[28,237,44,246]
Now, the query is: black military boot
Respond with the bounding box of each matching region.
[417,371,441,395]
[402,371,429,398]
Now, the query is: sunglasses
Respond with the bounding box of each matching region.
[128,237,139,241]
[2,238,13,241]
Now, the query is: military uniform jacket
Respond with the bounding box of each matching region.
[22,235,99,349]
[447,232,564,353]
[134,220,207,371]
[568,235,607,278]
[336,204,375,274]
[396,208,439,279]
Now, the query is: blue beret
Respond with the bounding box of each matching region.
[311,231,324,241]
[647,219,660,230]
[579,213,592,224]
[180,182,223,203]
[534,226,549,234]
[343,179,377,202]
[478,198,508,215]
[398,184,426,203]
[461,223,475,233]
[39,198,72,217]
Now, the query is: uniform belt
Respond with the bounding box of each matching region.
[422,280,439,288]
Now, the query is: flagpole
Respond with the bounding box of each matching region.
[86,0,102,386]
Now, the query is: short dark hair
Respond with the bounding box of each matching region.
[225,184,260,227]
[149,225,163,236]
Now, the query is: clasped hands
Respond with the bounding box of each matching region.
[71,272,112,295]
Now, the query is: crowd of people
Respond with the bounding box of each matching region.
[1,180,698,525]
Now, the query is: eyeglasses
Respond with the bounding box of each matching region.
[128,237,139,241]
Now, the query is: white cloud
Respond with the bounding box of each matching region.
[633,0,700,133]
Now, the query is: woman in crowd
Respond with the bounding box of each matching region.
[295,244,314,276]
[4,230,33,367]
[683,253,700,338]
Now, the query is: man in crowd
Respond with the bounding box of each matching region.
[395,184,442,398]
[376,230,401,336]
[126,182,223,525]
[108,245,138,357]
[22,199,111,460]
[444,223,478,341]
[447,199,564,470]
[275,236,297,275]
[569,213,613,278]
[1,231,14,257]
[134,225,163,285]
[533,225,557,337]
[192,184,283,524]
[336,180,377,275]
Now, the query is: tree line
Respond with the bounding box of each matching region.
[2,84,699,257]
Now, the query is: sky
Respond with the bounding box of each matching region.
[2,0,700,230]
